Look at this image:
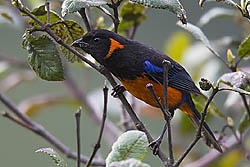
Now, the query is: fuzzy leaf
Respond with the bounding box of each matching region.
[51,20,84,62]
[197,7,236,27]
[130,0,187,24]
[28,5,62,29]
[35,147,67,167]
[199,0,241,8]
[217,71,250,95]
[238,112,250,134]
[118,2,146,35]
[27,5,84,62]
[61,0,108,17]
[238,34,250,58]
[109,158,151,167]
[22,33,65,81]
[106,130,149,166]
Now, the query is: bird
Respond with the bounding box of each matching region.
[71,29,223,153]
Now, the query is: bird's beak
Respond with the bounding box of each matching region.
[71,38,89,48]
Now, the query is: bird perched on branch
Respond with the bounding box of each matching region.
[72,29,222,153]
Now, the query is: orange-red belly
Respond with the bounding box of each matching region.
[120,76,182,109]
[120,76,194,115]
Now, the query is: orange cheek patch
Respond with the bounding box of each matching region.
[104,38,125,59]
[120,76,183,109]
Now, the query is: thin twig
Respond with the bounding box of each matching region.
[173,137,200,167]
[108,0,121,33]
[128,24,138,40]
[45,0,50,24]
[146,83,165,112]
[78,8,92,32]
[1,112,33,130]
[63,65,120,145]
[0,93,105,166]
[183,128,250,167]
[198,88,218,136]
[75,107,82,167]
[85,84,108,167]
[173,87,219,166]
[240,93,250,120]
[96,6,115,23]
[162,60,174,165]
[0,93,35,126]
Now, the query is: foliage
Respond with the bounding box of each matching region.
[35,147,67,167]
[106,130,149,166]
[22,33,65,81]
[0,0,250,167]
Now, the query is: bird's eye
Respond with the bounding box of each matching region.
[93,37,100,43]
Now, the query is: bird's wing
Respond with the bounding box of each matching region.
[143,59,201,94]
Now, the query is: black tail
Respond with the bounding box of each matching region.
[186,94,223,153]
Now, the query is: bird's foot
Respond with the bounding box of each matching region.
[111,84,126,98]
[148,136,162,155]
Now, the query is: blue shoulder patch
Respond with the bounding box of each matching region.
[144,60,163,73]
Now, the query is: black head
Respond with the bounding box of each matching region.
[72,29,127,64]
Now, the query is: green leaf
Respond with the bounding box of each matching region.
[238,34,250,58]
[28,5,62,29]
[197,7,236,27]
[217,71,250,95]
[61,0,109,17]
[191,94,225,118]
[109,158,151,167]
[27,5,84,63]
[35,147,67,167]
[238,112,250,134]
[106,130,149,166]
[51,20,84,62]
[118,2,146,35]
[177,21,221,60]
[22,33,65,81]
[130,0,187,24]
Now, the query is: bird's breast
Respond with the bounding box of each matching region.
[119,75,183,109]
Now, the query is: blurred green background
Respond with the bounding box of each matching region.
[0,0,249,167]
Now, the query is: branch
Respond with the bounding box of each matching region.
[78,8,92,32]
[96,6,115,23]
[183,129,250,167]
[0,93,105,166]
[85,85,108,167]
[108,0,121,33]
[75,107,82,167]
[173,87,219,166]
[162,60,174,165]
[45,0,50,24]
[63,66,121,145]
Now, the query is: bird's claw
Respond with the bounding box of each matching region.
[111,85,126,98]
[148,137,162,155]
